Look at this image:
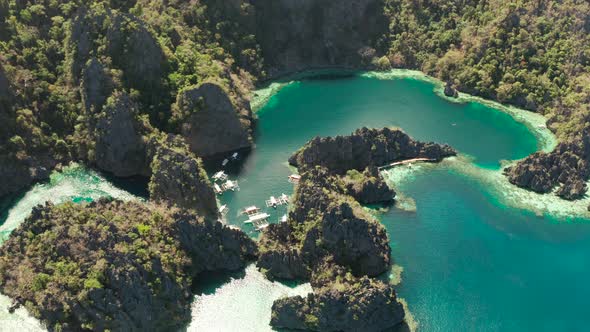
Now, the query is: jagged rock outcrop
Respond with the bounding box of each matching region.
[175,83,253,157]
[321,202,390,276]
[94,92,150,177]
[252,0,389,75]
[0,199,256,332]
[343,166,396,204]
[260,128,455,281]
[444,81,459,98]
[80,58,114,115]
[261,128,456,330]
[258,166,392,280]
[289,127,457,174]
[68,6,166,92]
[505,131,590,200]
[0,155,50,198]
[148,135,218,218]
[271,259,405,332]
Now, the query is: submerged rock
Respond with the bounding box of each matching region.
[0,199,256,332]
[175,83,253,157]
[148,135,218,218]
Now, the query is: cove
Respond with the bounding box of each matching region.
[1,72,589,331]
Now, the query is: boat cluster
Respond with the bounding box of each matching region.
[241,191,290,232]
[213,171,300,231]
[211,171,240,194]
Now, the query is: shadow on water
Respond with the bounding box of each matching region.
[0,192,23,226]
[100,172,150,199]
[191,269,247,296]
[201,148,253,177]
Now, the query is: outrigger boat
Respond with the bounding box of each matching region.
[266,196,278,208]
[222,180,239,192]
[244,212,270,224]
[266,194,290,208]
[212,171,228,182]
[219,204,228,216]
[288,174,301,184]
[214,183,223,195]
[242,206,260,216]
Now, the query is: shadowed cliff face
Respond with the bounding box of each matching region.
[252,0,388,75]
[0,64,13,142]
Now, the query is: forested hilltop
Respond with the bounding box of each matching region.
[1,0,590,197]
[380,0,590,199]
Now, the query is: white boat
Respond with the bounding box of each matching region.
[266,196,278,208]
[280,214,288,223]
[248,213,270,222]
[222,159,229,167]
[223,180,239,191]
[212,171,228,182]
[219,204,228,216]
[243,206,260,216]
[288,174,301,184]
[231,152,239,160]
[256,223,270,231]
[214,183,223,194]
[279,193,290,204]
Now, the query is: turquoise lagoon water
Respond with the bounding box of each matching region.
[2,73,589,331]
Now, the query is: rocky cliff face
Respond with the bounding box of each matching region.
[0,199,256,332]
[0,65,55,198]
[271,259,405,332]
[260,128,456,330]
[505,131,590,200]
[94,92,150,177]
[289,127,456,174]
[252,0,388,76]
[257,166,392,281]
[148,135,219,218]
[68,6,166,95]
[343,166,396,204]
[175,83,253,157]
[80,58,114,116]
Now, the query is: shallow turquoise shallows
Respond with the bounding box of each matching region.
[2,74,590,331]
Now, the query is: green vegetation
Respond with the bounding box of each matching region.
[0,0,262,192]
[0,198,256,330]
[381,0,590,140]
[2,0,589,200]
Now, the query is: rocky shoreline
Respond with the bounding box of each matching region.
[505,129,590,201]
[0,199,257,331]
[259,128,456,331]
